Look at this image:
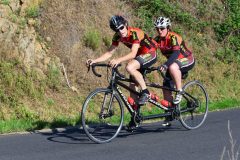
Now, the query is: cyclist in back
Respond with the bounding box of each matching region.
[86,15,157,106]
[154,17,195,126]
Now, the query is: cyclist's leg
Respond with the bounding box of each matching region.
[168,63,182,91]
[126,52,157,105]
[169,57,195,104]
[161,74,174,126]
[162,74,174,103]
[125,52,157,131]
[129,76,139,105]
[126,60,146,91]
[125,61,145,131]
[168,62,183,104]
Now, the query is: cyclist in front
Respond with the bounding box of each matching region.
[154,17,195,126]
[86,15,157,121]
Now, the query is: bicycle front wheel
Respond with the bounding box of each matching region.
[178,80,208,130]
[81,88,124,143]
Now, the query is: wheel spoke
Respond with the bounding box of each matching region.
[81,88,124,143]
[178,81,208,130]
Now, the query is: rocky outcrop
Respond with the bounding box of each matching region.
[0,0,60,74]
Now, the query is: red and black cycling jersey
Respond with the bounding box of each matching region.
[112,27,157,56]
[154,31,193,67]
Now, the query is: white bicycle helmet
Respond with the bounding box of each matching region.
[154,17,171,28]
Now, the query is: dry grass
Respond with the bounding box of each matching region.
[39,0,135,94]
[220,120,239,160]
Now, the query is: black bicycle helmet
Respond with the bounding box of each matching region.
[109,15,127,32]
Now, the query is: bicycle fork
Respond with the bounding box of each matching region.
[99,92,114,119]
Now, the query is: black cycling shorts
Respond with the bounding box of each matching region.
[163,57,195,88]
[135,51,157,69]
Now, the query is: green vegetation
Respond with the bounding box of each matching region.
[209,99,240,111]
[0,116,80,133]
[214,0,240,63]
[0,60,81,133]
[8,8,27,29]
[131,0,208,34]
[0,60,44,105]
[83,29,101,51]
[103,36,112,47]
[0,0,10,5]
[46,64,61,91]
[25,5,40,18]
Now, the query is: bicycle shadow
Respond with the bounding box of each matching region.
[118,121,187,138]
[38,121,187,144]
[37,127,92,144]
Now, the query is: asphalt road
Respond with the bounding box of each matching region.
[0,108,240,160]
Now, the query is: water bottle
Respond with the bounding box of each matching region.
[127,97,138,110]
[150,92,159,102]
[160,99,172,107]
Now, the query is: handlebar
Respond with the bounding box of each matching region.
[90,63,125,78]
[89,63,169,80]
[145,66,169,80]
[91,63,110,77]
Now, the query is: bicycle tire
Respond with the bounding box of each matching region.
[81,88,124,143]
[178,80,208,130]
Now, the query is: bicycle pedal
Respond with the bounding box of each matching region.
[125,125,136,132]
[126,119,139,132]
[162,122,172,127]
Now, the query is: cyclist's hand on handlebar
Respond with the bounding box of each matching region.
[159,64,168,72]
[109,59,121,68]
[158,64,168,79]
[86,59,95,67]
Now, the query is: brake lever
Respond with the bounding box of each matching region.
[87,60,92,73]
[87,65,90,73]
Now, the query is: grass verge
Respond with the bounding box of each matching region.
[0,116,80,134]
[0,98,239,134]
[209,99,240,111]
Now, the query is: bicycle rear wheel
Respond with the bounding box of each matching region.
[81,88,124,143]
[178,80,208,130]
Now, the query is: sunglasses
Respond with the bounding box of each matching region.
[116,25,125,32]
[156,27,166,31]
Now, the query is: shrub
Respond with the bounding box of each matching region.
[25,5,40,18]
[47,98,55,106]
[213,0,240,63]
[131,0,201,33]
[14,105,38,120]
[0,60,46,107]
[83,29,101,51]
[103,36,112,47]
[46,64,61,91]
[1,0,10,5]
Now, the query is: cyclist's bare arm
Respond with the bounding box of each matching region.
[86,45,117,66]
[117,43,139,62]
[109,43,139,67]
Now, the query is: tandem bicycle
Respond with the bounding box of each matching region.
[81,63,208,143]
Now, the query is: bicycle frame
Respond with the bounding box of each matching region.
[107,67,178,121]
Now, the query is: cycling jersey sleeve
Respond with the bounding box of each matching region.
[164,50,180,67]
[163,34,181,67]
[132,31,140,44]
[171,35,180,51]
